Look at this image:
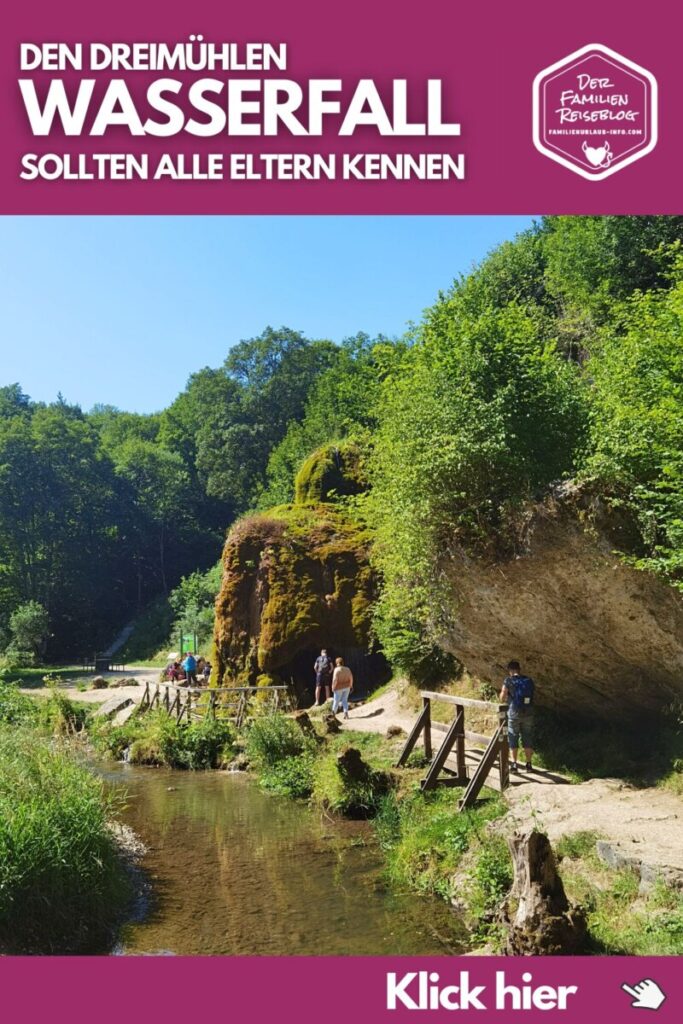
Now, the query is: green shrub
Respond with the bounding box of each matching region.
[172,716,235,769]
[92,710,234,769]
[586,268,683,587]
[0,648,37,669]
[36,690,89,735]
[371,302,588,678]
[245,712,310,767]
[259,752,316,798]
[0,726,130,953]
[0,679,37,725]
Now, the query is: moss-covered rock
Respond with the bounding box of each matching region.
[311,746,390,818]
[294,440,367,505]
[213,440,387,698]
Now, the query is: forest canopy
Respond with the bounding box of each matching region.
[1,216,682,665]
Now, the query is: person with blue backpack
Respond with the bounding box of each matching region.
[500,660,535,773]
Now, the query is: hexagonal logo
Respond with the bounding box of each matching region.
[533,43,657,180]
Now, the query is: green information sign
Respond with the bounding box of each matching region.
[180,633,197,655]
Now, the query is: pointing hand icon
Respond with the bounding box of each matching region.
[622,979,666,1010]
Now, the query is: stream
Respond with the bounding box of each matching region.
[101,762,466,956]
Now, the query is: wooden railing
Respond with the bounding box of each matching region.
[138,682,291,729]
[396,691,509,810]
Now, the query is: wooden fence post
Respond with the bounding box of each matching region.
[455,704,466,782]
[498,708,510,791]
[422,695,432,760]
[396,698,431,766]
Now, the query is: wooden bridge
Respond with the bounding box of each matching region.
[396,690,509,810]
[138,682,291,729]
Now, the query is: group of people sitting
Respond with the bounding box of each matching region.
[163,651,212,686]
[313,648,354,719]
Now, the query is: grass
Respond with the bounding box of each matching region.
[556,830,683,955]
[0,725,131,953]
[244,712,399,813]
[244,712,319,797]
[362,676,400,704]
[659,759,683,796]
[375,786,508,902]
[0,665,90,687]
[0,678,89,734]
[120,657,168,669]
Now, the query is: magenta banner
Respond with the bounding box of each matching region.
[1,0,680,213]
[1,955,681,1021]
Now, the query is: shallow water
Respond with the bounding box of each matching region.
[102,762,465,956]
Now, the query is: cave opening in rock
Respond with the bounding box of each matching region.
[276,646,391,706]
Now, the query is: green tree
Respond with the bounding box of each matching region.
[6,600,49,663]
[0,399,126,654]
[371,303,588,678]
[586,262,683,584]
[194,327,337,508]
[112,438,191,595]
[0,384,31,419]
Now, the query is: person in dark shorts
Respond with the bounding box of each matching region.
[500,660,535,773]
[313,648,334,706]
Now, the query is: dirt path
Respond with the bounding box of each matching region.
[19,667,161,705]
[342,687,683,883]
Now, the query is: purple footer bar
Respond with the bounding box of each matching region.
[2,955,679,1023]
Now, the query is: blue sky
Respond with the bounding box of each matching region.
[0,216,534,413]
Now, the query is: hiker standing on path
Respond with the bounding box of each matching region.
[313,648,334,706]
[183,651,198,687]
[500,660,535,773]
[331,657,353,719]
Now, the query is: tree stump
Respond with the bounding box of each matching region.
[504,829,586,955]
[323,712,341,734]
[337,747,373,784]
[293,710,317,738]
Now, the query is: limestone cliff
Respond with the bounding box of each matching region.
[438,483,683,718]
[213,442,387,696]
